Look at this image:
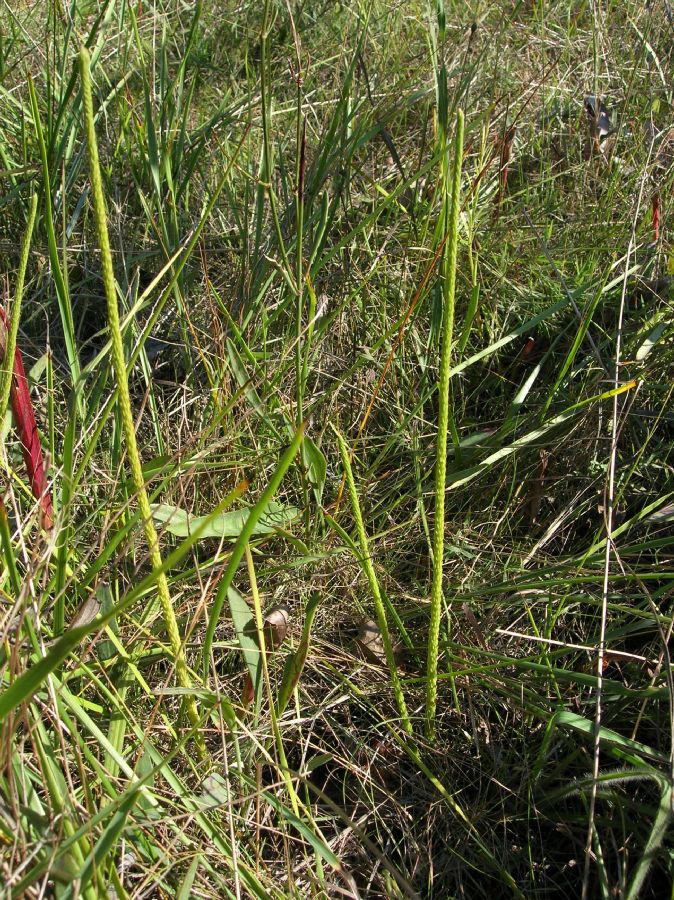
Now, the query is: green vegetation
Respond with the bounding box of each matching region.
[0,1,673,896]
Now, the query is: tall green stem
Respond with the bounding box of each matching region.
[78,47,202,745]
[425,108,464,739]
[336,430,412,735]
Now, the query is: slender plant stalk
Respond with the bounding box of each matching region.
[295,121,306,420]
[288,12,312,527]
[78,47,202,743]
[259,0,296,291]
[336,429,412,735]
[292,7,306,427]
[425,108,464,739]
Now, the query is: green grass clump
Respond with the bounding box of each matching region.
[0,1,673,897]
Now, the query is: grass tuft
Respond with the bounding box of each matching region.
[0,3,673,896]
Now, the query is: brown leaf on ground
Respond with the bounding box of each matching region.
[67,594,101,630]
[354,618,408,670]
[241,605,291,707]
[264,604,290,649]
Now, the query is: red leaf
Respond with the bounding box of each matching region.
[0,309,53,529]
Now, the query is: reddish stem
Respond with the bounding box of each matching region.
[0,309,53,529]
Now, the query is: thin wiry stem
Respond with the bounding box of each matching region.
[581,145,651,900]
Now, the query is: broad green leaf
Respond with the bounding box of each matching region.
[190,774,230,812]
[504,363,542,429]
[151,501,299,539]
[227,586,260,698]
[636,321,669,361]
[302,436,327,503]
[554,710,667,764]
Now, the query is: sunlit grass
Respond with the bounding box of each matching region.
[0,1,673,896]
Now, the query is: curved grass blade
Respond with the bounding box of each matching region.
[276,592,322,717]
